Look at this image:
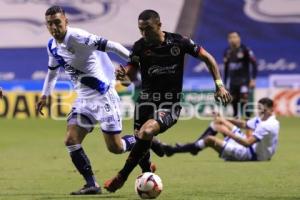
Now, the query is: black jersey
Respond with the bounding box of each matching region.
[128,32,200,103]
[223,44,257,86]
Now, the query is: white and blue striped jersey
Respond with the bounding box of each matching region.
[247,115,280,161]
[42,27,129,98]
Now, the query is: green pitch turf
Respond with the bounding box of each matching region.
[0,117,299,200]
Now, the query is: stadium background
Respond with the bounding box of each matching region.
[0,1,299,200]
[0,0,299,118]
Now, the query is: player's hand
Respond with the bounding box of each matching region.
[214,86,232,106]
[115,65,131,86]
[36,95,47,116]
[115,65,126,80]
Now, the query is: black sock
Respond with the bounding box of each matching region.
[196,126,217,141]
[232,99,239,118]
[150,138,165,157]
[119,137,152,179]
[122,135,136,152]
[173,143,200,153]
[139,151,151,173]
[70,148,96,186]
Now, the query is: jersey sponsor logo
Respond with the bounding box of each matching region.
[244,0,300,23]
[64,64,83,82]
[170,45,181,56]
[148,64,178,76]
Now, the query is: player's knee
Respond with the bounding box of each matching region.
[64,136,79,146]
[64,131,81,146]
[139,120,158,140]
[140,128,154,140]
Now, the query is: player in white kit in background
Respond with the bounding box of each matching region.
[161,97,280,161]
[36,6,137,195]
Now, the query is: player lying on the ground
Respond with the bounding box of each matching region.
[104,9,232,193]
[36,5,144,195]
[160,97,279,161]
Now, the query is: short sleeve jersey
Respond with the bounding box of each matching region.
[128,32,200,103]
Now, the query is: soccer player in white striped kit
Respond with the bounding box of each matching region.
[162,97,280,161]
[36,6,137,195]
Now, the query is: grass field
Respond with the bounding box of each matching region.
[0,117,299,200]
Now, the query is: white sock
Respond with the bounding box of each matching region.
[66,144,82,153]
[195,139,205,149]
[210,122,217,131]
[121,139,127,153]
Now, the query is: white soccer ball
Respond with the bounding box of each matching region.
[135,172,163,199]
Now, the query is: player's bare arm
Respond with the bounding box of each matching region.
[36,67,59,116]
[198,47,232,106]
[36,95,47,116]
[227,118,247,129]
[221,126,257,147]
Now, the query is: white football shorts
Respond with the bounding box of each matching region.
[67,87,122,134]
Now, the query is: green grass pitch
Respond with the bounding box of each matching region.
[0,117,299,200]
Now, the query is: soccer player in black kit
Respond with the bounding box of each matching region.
[224,31,257,118]
[104,10,232,192]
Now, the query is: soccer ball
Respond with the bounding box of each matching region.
[135,172,163,199]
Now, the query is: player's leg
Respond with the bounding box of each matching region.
[219,138,252,161]
[185,122,235,155]
[214,117,253,161]
[230,85,240,118]
[162,121,218,156]
[240,85,251,119]
[104,119,159,193]
[100,88,137,154]
[163,117,237,157]
[104,106,180,192]
[150,137,167,157]
[65,113,101,195]
[102,132,136,154]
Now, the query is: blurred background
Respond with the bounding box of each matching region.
[0,0,299,119]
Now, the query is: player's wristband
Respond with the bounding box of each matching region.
[215,79,224,88]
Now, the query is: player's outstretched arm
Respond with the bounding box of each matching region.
[198,47,232,106]
[105,41,130,61]
[36,68,59,115]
